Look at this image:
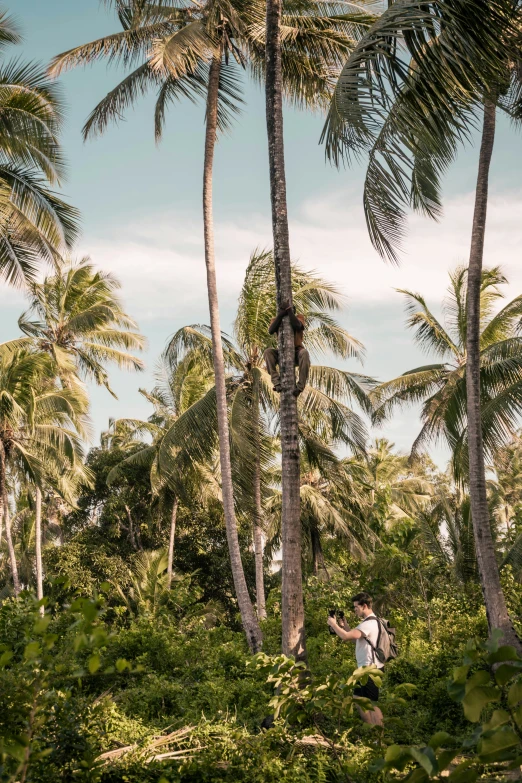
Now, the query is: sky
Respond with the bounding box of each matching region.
[7,0,522,465]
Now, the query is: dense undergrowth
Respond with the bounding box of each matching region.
[2,544,520,783]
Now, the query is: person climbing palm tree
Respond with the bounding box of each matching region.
[264,301,310,396]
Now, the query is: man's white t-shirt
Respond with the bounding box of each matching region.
[355,613,385,669]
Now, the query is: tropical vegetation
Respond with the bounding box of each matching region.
[1,0,522,780]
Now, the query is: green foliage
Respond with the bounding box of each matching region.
[375,633,522,781]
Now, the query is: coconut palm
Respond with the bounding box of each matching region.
[322,0,522,647]
[15,258,145,396]
[263,0,378,656]
[0,344,89,595]
[343,439,434,534]
[0,9,79,287]
[372,267,522,478]
[265,455,373,579]
[165,250,373,617]
[50,0,377,655]
[488,433,522,536]
[103,356,218,589]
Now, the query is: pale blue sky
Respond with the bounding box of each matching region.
[6,0,522,463]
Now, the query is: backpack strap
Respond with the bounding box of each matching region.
[358,616,381,663]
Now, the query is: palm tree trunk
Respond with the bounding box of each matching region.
[4,493,20,596]
[253,393,267,619]
[35,486,44,615]
[203,49,262,653]
[0,443,20,595]
[466,98,521,651]
[253,380,267,619]
[167,496,178,590]
[265,0,306,660]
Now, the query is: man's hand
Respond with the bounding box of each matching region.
[278,299,292,315]
[337,616,348,630]
[327,615,338,630]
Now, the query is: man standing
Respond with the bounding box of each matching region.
[327,591,384,727]
[263,300,310,396]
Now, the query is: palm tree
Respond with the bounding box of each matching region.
[322,0,522,648]
[372,267,522,478]
[0,9,79,288]
[103,356,218,590]
[489,434,522,535]
[16,258,145,396]
[372,267,522,647]
[50,0,376,656]
[263,0,378,656]
[345,439,434,534]
[165,250,373,618]
[0,344,89,595]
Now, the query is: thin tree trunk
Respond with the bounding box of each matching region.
[35,487,44,616]
[253,383,267,619]
[4,493,20,596]
[203,49,262,653]
[466,98,521,651]
[265,0,306,660]
[167,496,178,590]
[311,527,329,580]
[124,504,139,551]
[253,392,267,619]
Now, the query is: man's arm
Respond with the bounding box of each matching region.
[268,300,291,335]
[327,616,363,642]
[288,311,305,332]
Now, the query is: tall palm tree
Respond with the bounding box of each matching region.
[372,267,522,647]
[263,0,378,657]
[0,9,79,287]
[50,0,375,656]
[16,258,145,396]
[372,267,522,479]
[322,0,522,648]
[166,250,373,618]
[0,344,89,595]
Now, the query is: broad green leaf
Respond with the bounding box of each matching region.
[437,749,458,772]
[495,663,522,686]
[487,645,519,665]
[88,653,101,674]
[452,664,470,684]
[33,615,51,634]
[116,657,129,672]
[0,650,13,668]
[410,746,438,776]
[385,744,405,763]
[429,731,452,750]
[464,670,490,694]
[478,727,520,763]
[462,686,500,722]
[507,680,522,707]
[24,641,41,660]
[404,766,429,783]
[483,709,511,731]
[81,601,98,622]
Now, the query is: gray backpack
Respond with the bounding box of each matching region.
[363,616,398,664]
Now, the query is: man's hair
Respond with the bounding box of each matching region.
[352,592,373,609]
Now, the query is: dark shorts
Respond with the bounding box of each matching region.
[354,676,380,702]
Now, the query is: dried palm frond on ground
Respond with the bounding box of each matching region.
[97,725,201,765]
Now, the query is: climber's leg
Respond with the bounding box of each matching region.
[264,348,281,392]
[295,347,310,394]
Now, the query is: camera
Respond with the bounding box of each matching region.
[328,609,345,635]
